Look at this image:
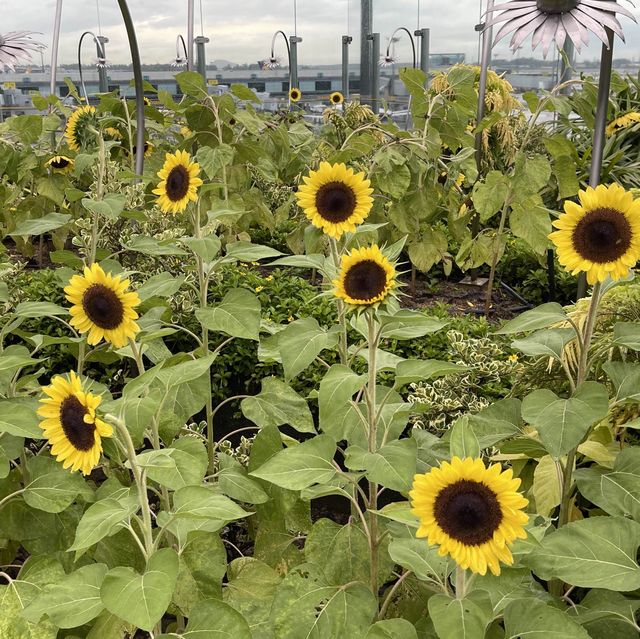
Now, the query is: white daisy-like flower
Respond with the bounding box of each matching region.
[95,57,110,68]
[379,54,396,67]
[171,56,187,68]
[486,0,636,57]
[0,31,46,72]
[262,56,281,70]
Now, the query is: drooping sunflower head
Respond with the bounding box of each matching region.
[46,155,75,174]
[289,88,302,103]
[65,105,99,152]
[64,263,141,348]
[37,371,113,475]
[549,183,640,285]
[410,457,529,576]
[104,126,123,141]
[296,162,374,239]
[330,91,345,105]
[606,112,640,136]
[333,244,396,307]
[152,149,203,214]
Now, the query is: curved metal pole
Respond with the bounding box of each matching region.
[116,0,146,176]
[271,30,293,92]
[187,0,195,71]
[50,0,63,99]
[176,35,188,63]
[387,27,417,69]
[78,31,105,102]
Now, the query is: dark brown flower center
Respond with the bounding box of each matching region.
[332,94,342,103]
[166,164,190,202]
[537,0,579,13]
[51,158,70,169]
[434,479,502,546]
[572,207,632,263]
[343,260,388,301]
[82,284,125,330]
[315,182,357,223]
[60,395,95,451]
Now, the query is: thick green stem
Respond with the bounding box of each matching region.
[329,238,348,364]
[366,312,379,597]
[76,340,86,376]
[113,418,154,556]
[455,566,467,599]
[557,281,602,530]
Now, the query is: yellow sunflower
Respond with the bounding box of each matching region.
[330,91,344,105]
[549,183,640,285]
[152,149,203,214]
[104,126,123,141]
[65,105,99,151]
[37,371,112,475]
[296,162,374,239]
[65,263,141,348]
[180,126,192,137]
[289,88,302,103]
[127,141,154,159]
[46,155,75,174]
[410,457,529,576]
[333,244,396,306]
[605,112,640,137]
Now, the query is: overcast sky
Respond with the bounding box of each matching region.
[3,0,640,68]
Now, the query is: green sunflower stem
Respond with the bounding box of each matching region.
[76,340,86,376]
[557,281,602,530]
[113,417,154,557]
[329,238,349,364]
[366,311,380,597]
[455,565,467,599]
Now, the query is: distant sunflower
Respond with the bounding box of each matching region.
[296,162,374,239]
[37,371,112,475]
[65,263,141,348]
[549,183,640,284]
[180,125,192,137]
[104,126,123,141]
[46,155,74,174]
[410,457,529,576]
[606,112,640,136]
[65,105,99,152]
[333,244,396,306]
[289,87,302,102]
[128,141,154,158]
[152,149,203,214]
[330,91,344,105]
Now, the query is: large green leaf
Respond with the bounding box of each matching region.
[393,360,467,388]
[136,438,208,490]
[218,453,269,504]
[388,539,448,584]
[569,589,640,639]
[10,212,71,236]
[277,317,331,380]
[319,365,367,437]
[495,303,568,334]
[157,599,251,639]
[0,401,42,438]
[22,563,108,628]
[379,311,447,340]
[196,288,261,341]
[242,377,315,433]
[503,599,589,638]
[249,434,337,491]
[270,563,377,639]
[575,447,640,522]
[605,362,640,405]
[24,456,90,513]
[512,328,576,360]
[521,382,609,459]
[427,592,492,639]
[524,516,640,591]
[101,548,179,631]
[365,619,418,639]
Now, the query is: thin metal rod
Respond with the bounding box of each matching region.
[50,0,63,99]
[294,0,298,37]
[369,32,380,114]
[116,0,146,176]
[271,30,292,88]
[176,35,188,62]
[78,31,105,102]
[361,0,373,102]
[342,35,352,99]
[187,0,195,71]
[199,0,204,37]
[476,0,494,173]
[578,28,614,299]
[386,27,417,69]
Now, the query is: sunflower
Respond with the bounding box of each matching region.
[152,149,203,214]
[104,126,123,141]
[65,105,99,152]
[486,0,635,57]
[65,263,141,348]
[46,155,75,174]
[333,244,396,306]
[329,91,345,106]
[549,183,640,284]
[37,371,112,475]
[296,162,374,239]
[606,112,640,136]
[410,457,529,576]
[128,141,154,158]
[180,126,192,137]
[289,88,302,102]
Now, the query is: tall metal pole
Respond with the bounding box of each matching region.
[289,36,302,89]
[361,0,373,102]
[342,35,352,98]
[415,28,430,87]
[97,35,109,93]
[577,29,614,299]
[368,32,380,114]
[187,0,195,71]
[195,35,209,81]
[559,39,574,88]
[50,0,63,98]
[116,0,146,176]
[476,0,495,173]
